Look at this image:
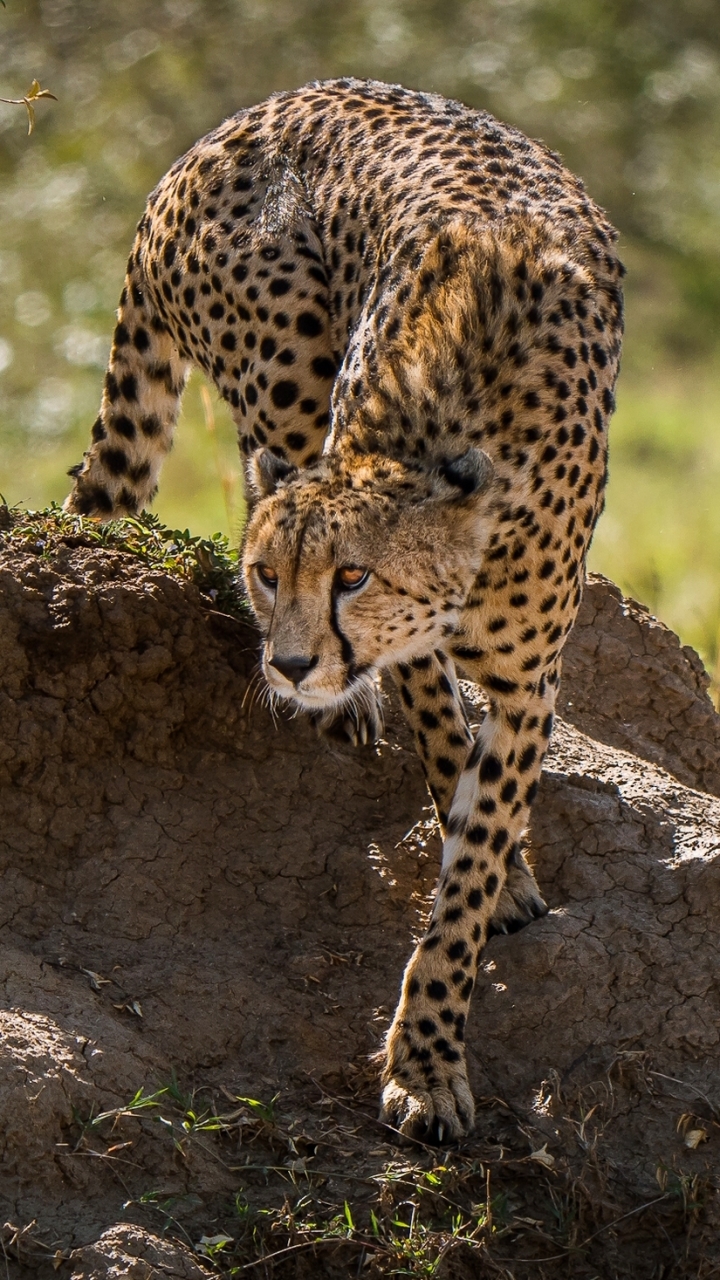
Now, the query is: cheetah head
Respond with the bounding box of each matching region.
[242,445,497,719]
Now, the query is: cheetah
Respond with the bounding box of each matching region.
[65,78,623,1141]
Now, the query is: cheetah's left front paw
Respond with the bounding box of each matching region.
[380,1040,475,1143]
[380,1071,474,1143]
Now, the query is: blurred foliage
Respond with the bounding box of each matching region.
[0,0,718,692]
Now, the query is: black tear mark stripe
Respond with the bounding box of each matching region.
[329,585,357,676]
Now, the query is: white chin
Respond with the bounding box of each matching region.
[263,677,345,710]
[264,671,374,713]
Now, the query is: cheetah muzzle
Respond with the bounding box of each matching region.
[64,77,623,1143]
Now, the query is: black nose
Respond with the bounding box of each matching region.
[269,654,318,686]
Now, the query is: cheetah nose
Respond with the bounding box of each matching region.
[268,654,319,686]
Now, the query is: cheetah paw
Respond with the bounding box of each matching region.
[487,846,547,937]
[380,1070,475,1143]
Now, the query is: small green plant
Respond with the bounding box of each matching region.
[0,502,249,619]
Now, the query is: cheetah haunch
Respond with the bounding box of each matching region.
[66,78,623,1141]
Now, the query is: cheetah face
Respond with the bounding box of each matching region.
[242,447,497,715]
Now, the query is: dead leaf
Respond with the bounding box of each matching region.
[529,1144,555,1168]
[685,1128,708,1150]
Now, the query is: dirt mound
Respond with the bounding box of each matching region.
[1,533,719,1279]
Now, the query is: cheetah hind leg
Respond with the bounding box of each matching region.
[311,674,384,748]
[487,844,548,937]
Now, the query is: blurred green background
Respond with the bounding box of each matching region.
[0,0,719,698]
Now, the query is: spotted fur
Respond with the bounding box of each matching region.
[65,79,623,1141]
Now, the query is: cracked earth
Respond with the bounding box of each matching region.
[1,541,719,1279]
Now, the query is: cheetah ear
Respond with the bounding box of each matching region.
[436,448,495,500]
[250,448,299,497]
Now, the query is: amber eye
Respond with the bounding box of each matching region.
[338,566,369,590]
[256,564,278,587]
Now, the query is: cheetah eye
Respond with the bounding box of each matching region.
[256,564,278,588]
[337,566,369,590]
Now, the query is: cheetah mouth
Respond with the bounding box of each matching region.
[263,664,382,719]
[264,674,364,710]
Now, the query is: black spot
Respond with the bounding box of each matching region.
[518,744,537,772]
[485,873,499,896]
[436,757,457,778]
[100,447,128,475]
[117,486,138,511]
[119,374,137,402]
[467,825,488,845]
[296,312,323,337]
[486,675,518,695]
[112,414,136,440]
[269,278,291,297]
[312,355,336,379]
[271,380,299,409]
[479,754,502,783]
[492,829,508,853]
[427,981,448,1001]
[418,1018,437,1036]
[467,888,483,909]
[447,940,467,960]
[141,414,161,437]
[260,336,276,359]
[133,326,150,352]
[286,431,307,452]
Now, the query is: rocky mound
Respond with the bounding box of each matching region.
[0,525,719,1279]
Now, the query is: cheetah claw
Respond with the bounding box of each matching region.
[311,678,383,748]
[380,1072,475,1144]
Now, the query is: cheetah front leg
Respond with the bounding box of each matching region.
[391,653,547,930]
[381,672,556,1141]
